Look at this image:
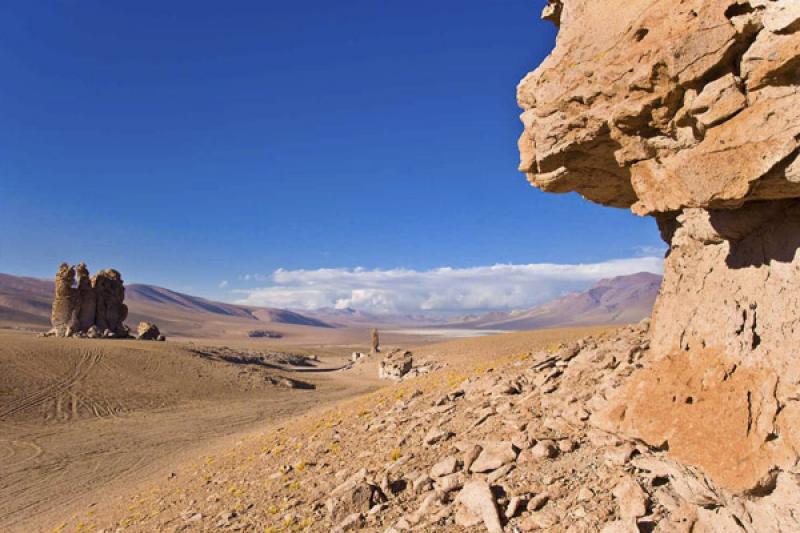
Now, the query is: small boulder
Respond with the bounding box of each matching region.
[470,441,518,473]
[612,476,648,523]
[136,321,163,341]
[327,480,386,522]
[430,456,459,478]
[423,428,453,446]
[378,350,413,380]
[530,440,559,460]
[456,480,503,533]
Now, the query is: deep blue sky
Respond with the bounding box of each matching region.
[0,0,663,300]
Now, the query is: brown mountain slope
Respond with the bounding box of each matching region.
[0,273,332,337]
[455,272,662,330]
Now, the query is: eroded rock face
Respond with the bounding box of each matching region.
[518,0,800,214]
[47,263,131,338]
[614,201,800,492]
[75,262,97,332]
[518,0,800,494]
[378,350,413,381]
[50,263,79,336]
[93,269,128,337]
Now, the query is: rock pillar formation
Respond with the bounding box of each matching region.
[518,0,800,492]
[51,263,79,336]
[75,262,97,332]
[47,264,129,338]
[93,268,128,336]
[371,328,380,354]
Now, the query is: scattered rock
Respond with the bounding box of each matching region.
[612,476,648,523]
[430,456,459,478]
[136,321,163,341]
[423,428,453,446]
[326,470,386,522]
[379,350,413,380]
[530,440,558,460]
[456,480,503,533]
[469,441,518,473]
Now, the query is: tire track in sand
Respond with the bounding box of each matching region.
[0,348,102,421]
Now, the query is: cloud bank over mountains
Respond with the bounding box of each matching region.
[233,257,664,316]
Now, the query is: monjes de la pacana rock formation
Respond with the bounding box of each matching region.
[518,0,800,494]
[48,262,129,338]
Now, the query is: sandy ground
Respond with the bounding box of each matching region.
[0,326,608,532]
[0,331,388,532]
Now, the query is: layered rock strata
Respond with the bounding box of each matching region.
[518,0,800,494]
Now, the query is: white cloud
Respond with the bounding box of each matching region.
[218,280,230,288]
[233,256,663,316]
[634,245,667,257]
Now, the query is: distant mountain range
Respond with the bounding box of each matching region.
[450,272,662,330]
[0,273,331,337]
[0,271,661,337]
[302,307,450,328]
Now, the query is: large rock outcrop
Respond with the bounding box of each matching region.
[46,263,130,338]
[92,268,128,336]
[518,0,800,494]
[50,263,79,336]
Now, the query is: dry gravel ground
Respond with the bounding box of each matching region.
[39,322,800,533]
[18,324,788,533]
[18,325,606,533]
[0,330,392,532]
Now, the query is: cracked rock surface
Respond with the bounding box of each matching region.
[518,0,800,496]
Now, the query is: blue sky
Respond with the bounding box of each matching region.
[0,1,665,311]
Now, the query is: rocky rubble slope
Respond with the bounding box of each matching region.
[518,0,800,496]
[88,323,799,532]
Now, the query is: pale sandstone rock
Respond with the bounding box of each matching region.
[434,472,464,494]
[136,322,162,341]
[518,0,800,496]
[518,0,800,213]
[601,520,638,533]
[469,440,518,473]
[454,506,482,528]
[379,350,413,381]
[412,474,432,494]
[612,476,648,522]
[462,443,482,471]
[487,463,515,484]
[430,456,459,478]
[326,479,386,522]
[520,508,560,530]
[530,440,558,460]
[48,263,133,338]
[332,512,364,532]
[455,480,503,533]
[558,439,577,453]
[50,263,78,336]
[423,428,453,446]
